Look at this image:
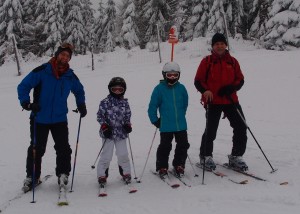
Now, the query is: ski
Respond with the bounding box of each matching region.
[218,163,267,181]
[57,185,69,206]
[98,183,108,197]
[151,170,180,188]
[123,180,138,194]
[228,179,248,184]
[22,174,53,193]
[195,162,227,177]
[168,170,192,187]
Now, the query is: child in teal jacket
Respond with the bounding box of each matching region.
[148,62,190,178]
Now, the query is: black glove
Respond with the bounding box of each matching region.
[21,102,40,113]
[218,85,236,97]
[123,123,132,134]
[78,103,87,118]
[153,118,160,128]
[101,123,112,138]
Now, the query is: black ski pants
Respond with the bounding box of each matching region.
[156,130,190,171]
[26,119,72,178]
[200,104,247,158]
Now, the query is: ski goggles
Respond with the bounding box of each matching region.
[111,86,125,94]
[166,72,179,79]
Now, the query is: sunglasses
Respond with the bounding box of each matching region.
[111,86,125,94]
[60,43,74,51]
[166,72,179,79]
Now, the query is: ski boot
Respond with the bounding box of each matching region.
[158,168,168,179]
[200,156,216,171]
[122,174,132,184]
[58,174,68,187]
[173,165,185,177]
[228,155,248,171]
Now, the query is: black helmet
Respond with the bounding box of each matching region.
[108,77,126,98]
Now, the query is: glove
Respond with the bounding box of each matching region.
[123,123,132,134]
[218,85,236,97]
[153,118,160,128]
[21,102,40,113]
[101,123,112,138]
[78,103,87,118]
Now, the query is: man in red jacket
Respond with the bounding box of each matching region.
[194,33,248,171]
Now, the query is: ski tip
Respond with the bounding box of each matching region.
[240,180,248,184]
[280,181,288,185]
[98,193,108,197]
[129,189,138,194]
[171,184,180,188]
[57,202,69,206]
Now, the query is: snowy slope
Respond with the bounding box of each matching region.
[0,38,300,214]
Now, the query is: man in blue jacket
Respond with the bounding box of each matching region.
[17,43,87,192]
[148,62,190,178]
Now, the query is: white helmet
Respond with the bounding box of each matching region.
[162,62,181,85]
[162,62,181,73]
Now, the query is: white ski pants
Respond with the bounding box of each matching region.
[97,138,131,178]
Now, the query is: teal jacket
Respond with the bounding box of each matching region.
[148,80,188,132]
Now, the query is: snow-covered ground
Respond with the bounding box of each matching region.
[0,38,299,214]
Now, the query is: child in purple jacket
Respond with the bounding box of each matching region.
[96,77,132,185]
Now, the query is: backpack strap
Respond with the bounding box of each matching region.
[205,55,212,82]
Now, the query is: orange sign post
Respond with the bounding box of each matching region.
[168,26,178,62]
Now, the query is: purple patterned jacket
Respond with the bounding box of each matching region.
[97,95,131,141]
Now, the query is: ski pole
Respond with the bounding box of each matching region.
[127,135,137,180]
[202,104,210,185]
[31,115,37,203]
[227,96,277,173]
[187,154,199,177]
[70,115,82,192]
[137,128,158,183]
[91,139,107,169]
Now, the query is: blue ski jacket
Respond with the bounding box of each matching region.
[17,63,86,124]
[148,80,188,132]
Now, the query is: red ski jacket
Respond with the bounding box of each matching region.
[194,50,244,106]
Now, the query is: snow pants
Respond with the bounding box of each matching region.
[200,104,247,158]
[26,119,72,179]
[97,138,131,178]
[156,130,190,171]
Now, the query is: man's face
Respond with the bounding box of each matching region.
[57,51,71,65]
[212,42,227,55]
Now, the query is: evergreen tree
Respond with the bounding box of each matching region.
[223,0,245,37]
[19,0,37,53]
[64,0,85,54]
[264,0,300,50]
[135,0,148,48]
[34,0,51,56]
[81,0,95,54]
[120,0,140,49]
[115,0,130,47]
[142,0,174,43]
[207,0,225,35]
[184,0,210,41]
[103,0,117,52]
[93,0,105,52]
[42,0,65,56]
[0,0,23,64]
[177,0,193,41]
[248,0,271,39]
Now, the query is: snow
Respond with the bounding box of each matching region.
[0,38,300,214]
